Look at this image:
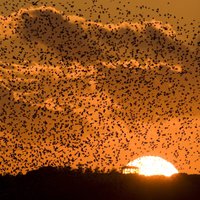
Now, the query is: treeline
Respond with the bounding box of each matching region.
[0,166,199,200]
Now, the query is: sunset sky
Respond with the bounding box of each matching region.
[0,0,199,175]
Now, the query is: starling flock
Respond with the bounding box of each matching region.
[0,1,199,175]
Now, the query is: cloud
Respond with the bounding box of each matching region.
[9,7,195,66]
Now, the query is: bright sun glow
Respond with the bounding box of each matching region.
[127,156,179,177]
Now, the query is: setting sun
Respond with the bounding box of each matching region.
[126,156,179,177]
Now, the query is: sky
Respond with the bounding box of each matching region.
[0,0,199,175]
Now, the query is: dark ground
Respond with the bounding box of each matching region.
[0,166,199,200]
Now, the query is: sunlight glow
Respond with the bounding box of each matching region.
[126,156,179,177]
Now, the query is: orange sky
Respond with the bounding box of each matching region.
[0,0,199,175]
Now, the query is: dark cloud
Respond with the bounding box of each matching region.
[14,7,197,67]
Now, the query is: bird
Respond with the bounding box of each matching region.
[32,1,40,6]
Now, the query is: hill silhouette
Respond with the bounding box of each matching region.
[0,166,199,200]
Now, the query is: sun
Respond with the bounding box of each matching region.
[126,156,178,177]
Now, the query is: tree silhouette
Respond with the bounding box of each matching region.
[0,166,199,200]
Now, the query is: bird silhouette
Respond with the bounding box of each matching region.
[0,2,199,176]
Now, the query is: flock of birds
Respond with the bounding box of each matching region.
[0,1,199,175]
